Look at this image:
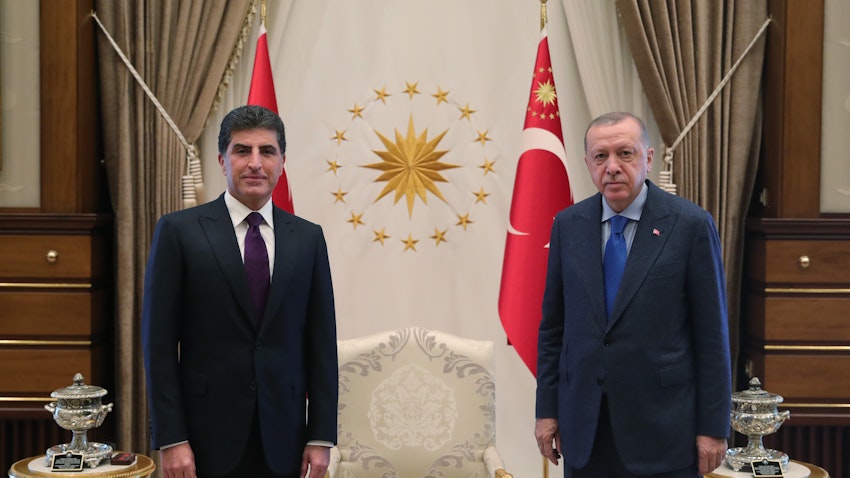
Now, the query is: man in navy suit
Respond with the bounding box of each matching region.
[535,112,731,477]
[142,105,337,478]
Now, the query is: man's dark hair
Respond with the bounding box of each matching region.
[218,105,286,155]
[583,111,650,152]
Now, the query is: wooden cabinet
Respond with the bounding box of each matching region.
[1,1,109,471]
[742,218,850,423]
[0,214,112,397]
[0,214,113,469]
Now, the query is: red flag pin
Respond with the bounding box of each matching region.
[653,228,661,236]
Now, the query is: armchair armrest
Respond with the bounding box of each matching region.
[484,445,513,478]
[325,446,340,478]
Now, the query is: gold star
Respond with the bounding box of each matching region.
[473,187,490,204]
[456,213,473,230]
[479,158,495,175]
[474,130,492,146]
[374,86,391,103]
[348,103,365,119]
[458,103,476,120]
[430,228,448,246]
[347,211,365,229]
[402,234,419,252]
[372,228,390,245]
[331,188,348,204]
[403,81,420,99]
[432,87,450,105]
[331,130,347,145]
[326,159,342,174]
[534,79,557,107]
[362,115,459,217]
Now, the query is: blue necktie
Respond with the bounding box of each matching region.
[244,212,270,327]
[604,215,628,319]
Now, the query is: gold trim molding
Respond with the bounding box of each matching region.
[0,339,92,346]
[764,344,850,352]
[765,287,850,294]
[0,396,51,402]
[782,402,850,409]
[0,282,91,289]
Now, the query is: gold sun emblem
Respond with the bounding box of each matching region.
[534,79,557,107]
[362,115,459,217]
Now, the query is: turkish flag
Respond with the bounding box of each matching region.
[498,29,573,376]
[248,24,293,213]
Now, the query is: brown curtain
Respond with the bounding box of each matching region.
[94,0,252,457]
[615,1,767,380]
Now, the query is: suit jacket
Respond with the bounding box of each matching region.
[142,194,338,476]
[536,180,731,474]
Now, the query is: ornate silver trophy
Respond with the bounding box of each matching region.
[44,373,114,468]
[725,377,791,472]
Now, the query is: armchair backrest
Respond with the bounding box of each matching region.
[336,327,496,477]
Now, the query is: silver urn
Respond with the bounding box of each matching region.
[725,377,791,472]
[44,373,114,468]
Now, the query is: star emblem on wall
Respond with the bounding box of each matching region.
[327,80,499,252]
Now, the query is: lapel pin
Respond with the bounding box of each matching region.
[652,228,661,236]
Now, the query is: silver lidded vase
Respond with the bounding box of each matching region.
[44,373,114,468]
[725,377,791,472]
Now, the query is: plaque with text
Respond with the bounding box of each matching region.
[751,459,784,477]
[50,452,84,472]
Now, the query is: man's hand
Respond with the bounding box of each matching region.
[160,442,196,478]
[300,444,331,478]
[696,435,727,475]
[535,418,562,465]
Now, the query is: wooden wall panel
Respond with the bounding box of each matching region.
[0,291,98,336]
[760,0,825,217]
[748,296,850,342]
[38,0,104,214]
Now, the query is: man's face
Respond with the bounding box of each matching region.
[218,128,284,210]
[584,118,653,212]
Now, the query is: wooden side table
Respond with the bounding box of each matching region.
[8,453,155,478]
[707,460,829,478]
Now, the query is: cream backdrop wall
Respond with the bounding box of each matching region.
[200,1,658,474]
[0,0,39,208]
[820,0,850,213]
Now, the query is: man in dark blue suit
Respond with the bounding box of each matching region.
[142,105,337,478]
[535,112,731,477]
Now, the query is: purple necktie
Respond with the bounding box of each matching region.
[603,215,628,320]
[244,212,270,327]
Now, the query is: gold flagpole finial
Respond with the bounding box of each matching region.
[260,0,267,26]
[540,0,548,31]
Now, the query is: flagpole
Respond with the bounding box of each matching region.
[539,2,549,478]
[540,0,547,31]
[260,0,267,26]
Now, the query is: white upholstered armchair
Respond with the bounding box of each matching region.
[328,327,513,478]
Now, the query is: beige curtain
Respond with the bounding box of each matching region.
[615,0,767,379]
[94,0,253,456]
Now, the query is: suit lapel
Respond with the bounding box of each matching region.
[198,196,255,326]
[570,195,608,331]
[261,207,298,333]
[608,183,675,327]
